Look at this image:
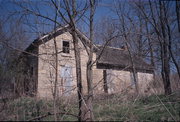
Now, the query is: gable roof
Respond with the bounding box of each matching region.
[25,25,94,52]
[25,25,70,51]
[25,25,154,73]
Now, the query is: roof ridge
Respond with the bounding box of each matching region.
[38,25,69,41]
[95,44,125,51]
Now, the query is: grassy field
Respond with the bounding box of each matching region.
[0,91,180,121]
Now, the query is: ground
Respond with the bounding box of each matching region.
[0,90,180,121]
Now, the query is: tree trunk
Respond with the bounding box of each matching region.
[120,12,139,94]
[53,7,58,121]
[145,21,156,84]
[84,0,95,121]
[126,42,139,94]
[165,9,180,80]
[71,28,84,121]
[159,1,172,95]
[66,0,84,121]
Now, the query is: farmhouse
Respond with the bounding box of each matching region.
[15,26,154,98]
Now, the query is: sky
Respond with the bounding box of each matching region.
[0,0,145,49]
[0,0,116,45]
[0,0,177,47]
[0,0,179,73]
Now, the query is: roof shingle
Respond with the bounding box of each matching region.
[95,46,154,73]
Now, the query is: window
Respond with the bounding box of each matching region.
[62,41,70,53]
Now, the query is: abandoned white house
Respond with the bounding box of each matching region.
[15,26,154,98]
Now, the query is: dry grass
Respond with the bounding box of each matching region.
[0,89,180,121]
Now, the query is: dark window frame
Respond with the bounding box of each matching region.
[62,41,70,54]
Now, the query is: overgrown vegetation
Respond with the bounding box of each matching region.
[0,91,179,121]
[0,0,180,121]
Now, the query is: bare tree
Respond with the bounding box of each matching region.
[113,1,139,94]
[133,0,180,94]
[52,3,58,120]
[159,1,171,95]
[84,0,95,120]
